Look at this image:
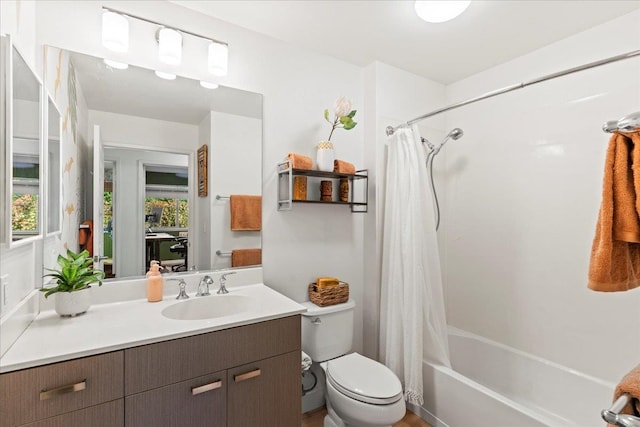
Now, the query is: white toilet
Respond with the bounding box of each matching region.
[301,299,406,427]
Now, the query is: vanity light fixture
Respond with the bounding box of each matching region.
[103,59,129,70]
[414,0,471,23]
[155,70,177,80]
[208,41,228,77]
[157,28,182,66]
[200,81,219,89]
[102,7,230,77]
[101,10,129,52]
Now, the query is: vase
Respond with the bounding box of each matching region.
[55,287,91,317]
[316,141,335,172]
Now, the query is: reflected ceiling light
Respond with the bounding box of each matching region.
[103,59,128,70]
[208,41,228,77]
[414,1,470,23]
[157,28,182,66]
[155,70,176,80]
[200,81,219,89]
[102,11,129,52]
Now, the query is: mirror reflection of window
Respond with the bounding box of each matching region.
[103,162,115,278]
[144,166,189,272]
[11,153,39,237]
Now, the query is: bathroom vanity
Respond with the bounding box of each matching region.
[0,281,305,427]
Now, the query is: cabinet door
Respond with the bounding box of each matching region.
[227,351,301,427]
[125,372,226,427]
[20,399,123,427]
[0,352,124,427]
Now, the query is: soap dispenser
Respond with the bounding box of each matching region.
[146,260,163,302]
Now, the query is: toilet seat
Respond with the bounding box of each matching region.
[326,353,403,405]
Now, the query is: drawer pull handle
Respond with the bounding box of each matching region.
[40,380,86,401]
[191,380,222,396]
[234,368,261,383]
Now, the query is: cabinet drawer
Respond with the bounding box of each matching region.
[125,371,226,427]
[125,315,300,394]
[0,351,124,427]
[20,399,124,427]
[227,350,301,427]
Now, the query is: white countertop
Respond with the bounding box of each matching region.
[0,283,306,373]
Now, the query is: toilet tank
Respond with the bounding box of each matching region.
[301,299,355,362]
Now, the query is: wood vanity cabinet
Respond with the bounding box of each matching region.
[0,315,301,427]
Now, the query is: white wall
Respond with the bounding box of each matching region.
[209,111,262,270]
[441,10,640,383]
[33,1,366,351]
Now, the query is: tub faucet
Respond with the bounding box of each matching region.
[217,272,236,295]
[169,278,189,300]
[196,275,213,297]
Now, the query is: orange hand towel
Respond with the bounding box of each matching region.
[230,195,262,231]
[287,153,313,170]
[589,132,640,292]
[333,159,356,175]
[231,249,262,267]
[609,364,640,426]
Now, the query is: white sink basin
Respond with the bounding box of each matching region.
[161,295,252,320]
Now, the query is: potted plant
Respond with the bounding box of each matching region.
[40,249,105,317]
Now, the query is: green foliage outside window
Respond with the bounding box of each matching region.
[145,197,189,228]
[12,194,38,231]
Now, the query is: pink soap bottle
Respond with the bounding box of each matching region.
[146,261,163,302]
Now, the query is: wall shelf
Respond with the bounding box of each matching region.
[277,161,368,213]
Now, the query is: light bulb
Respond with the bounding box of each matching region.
[414,1,470,23]
[103,59,128,70]
[208,41,228,77]
[158,28,182,66]
[155,70,176,80]
[102,11,129,52]
[200,81,219,89]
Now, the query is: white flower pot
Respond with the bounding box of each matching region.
[55,288,91,317]
[316,141,335,172]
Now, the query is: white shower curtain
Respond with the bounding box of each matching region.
[380,125,450,406]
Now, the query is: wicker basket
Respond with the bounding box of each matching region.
[308,282,349,307]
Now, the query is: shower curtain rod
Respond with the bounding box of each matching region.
[385,49,640,136]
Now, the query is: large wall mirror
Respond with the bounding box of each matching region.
[44,48,263,281]
[3,38,43,247]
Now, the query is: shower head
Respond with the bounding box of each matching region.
[447,128,464,141]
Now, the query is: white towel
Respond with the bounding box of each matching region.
[301,351,312,372]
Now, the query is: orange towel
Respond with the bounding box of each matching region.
[609,364,640,425]
[589,132,640,292]
[333,159,356,175]
[231,249,262,267]
[230,195,261,231]
[287,153,313,170]
[78,220,94,257]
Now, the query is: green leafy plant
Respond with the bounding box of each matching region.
[40,249,105,298]
[324,96,357,141]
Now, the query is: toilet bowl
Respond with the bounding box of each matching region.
[321,353,406,427]
[301,300,407,427]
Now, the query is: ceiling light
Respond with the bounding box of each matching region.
[414,1,470,23]
[155,70,176,80]
[199,81,219,89]
[208,41,228,77]
[157,28,182,66]
[103,59,128,70]
[102,11,129,52]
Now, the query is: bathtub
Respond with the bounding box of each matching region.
[412,327,615,427]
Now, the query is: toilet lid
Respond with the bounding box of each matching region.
[326,353,403,405]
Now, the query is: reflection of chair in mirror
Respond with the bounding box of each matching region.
[169,237,188,271]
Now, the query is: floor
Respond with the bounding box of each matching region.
[301,407,432,427]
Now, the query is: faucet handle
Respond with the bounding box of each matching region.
[196,275,213,297]
[217,272,236,295]
[169,278,189,300]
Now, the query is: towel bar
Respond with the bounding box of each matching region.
[216,250,231,256]
[216,195,229,200]
[602,393,640,427]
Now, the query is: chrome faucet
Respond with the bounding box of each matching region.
[196,275,213,297]
[217,272,236,295]
[169,278,189,300]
